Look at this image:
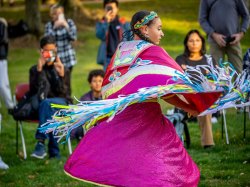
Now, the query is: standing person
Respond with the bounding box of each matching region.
[199,0,249,73]
[176,29,216,148]
[30,35,72,159]
[96,0,131,71]
[71,69,104,141]
[0,18,14,112]
[45,4,77,94]
[0,17,14,171]
[61,11,224,187]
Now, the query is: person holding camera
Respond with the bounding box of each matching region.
[30,35,72,159]
[45,4,77,95]
[96,0,131,71]
[199,0,249,73]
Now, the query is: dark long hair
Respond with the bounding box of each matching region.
[129,10,156,43]
[183,29,206,57]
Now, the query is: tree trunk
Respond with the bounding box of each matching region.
[25,0,41,38]
[59,0,94,25]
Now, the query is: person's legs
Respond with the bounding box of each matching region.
[209,41,225,64]
[226,43,243,73]
[198,114,214,147]
[32,97,68,159]
[0,59,14,109]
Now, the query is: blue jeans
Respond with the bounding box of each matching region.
[35,98,68,157]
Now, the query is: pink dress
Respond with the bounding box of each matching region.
[64,41,221,187]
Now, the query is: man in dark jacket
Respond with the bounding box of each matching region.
[96,0,131,70]
[30,35,72,159]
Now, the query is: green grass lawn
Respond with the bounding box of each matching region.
[0,0,250,186]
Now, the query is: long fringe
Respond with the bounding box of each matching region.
[39,57,250,142]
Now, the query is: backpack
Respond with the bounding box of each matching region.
[8,20,29,38]
[12,93,39,121]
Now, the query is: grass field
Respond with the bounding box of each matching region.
[0,0,250,186]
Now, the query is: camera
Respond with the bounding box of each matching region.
[224,36,235,44]
[42,50,57,63]
[106,5,113,12]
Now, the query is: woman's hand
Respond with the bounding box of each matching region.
[54,19,69,29]
[104,10,113,23]
[37,54,46,72]
[54,56,64,77]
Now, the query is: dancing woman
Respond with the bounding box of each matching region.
[63,10,219,187]
[42,10,249,187]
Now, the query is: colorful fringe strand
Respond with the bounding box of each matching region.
[39,57,250,143]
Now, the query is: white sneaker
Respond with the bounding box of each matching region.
[0,157,9,170]
[211,117,218,124]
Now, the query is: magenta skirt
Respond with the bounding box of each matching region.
[64,102,200,187]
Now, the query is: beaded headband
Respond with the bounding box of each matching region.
[134,11,158,30]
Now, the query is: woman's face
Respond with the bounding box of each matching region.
[146,17,164,45]
[187,33,202,54]
[50,8,63,22]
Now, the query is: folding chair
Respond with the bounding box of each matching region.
[15,83,72,160]
[221,107,249,144]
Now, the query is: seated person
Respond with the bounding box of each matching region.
[30,35,72,159]
[175,29,217,149]
[71,69,104,141]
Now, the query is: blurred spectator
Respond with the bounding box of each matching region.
[0,17,14,171]
[45,4,77,94]
[176,29,216,148]
[30,35,72,159]
[199,0,249,73]
[0,18,14,112]
[96,0,131,71]
[71,69,104,141]
[80,69,104,101]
